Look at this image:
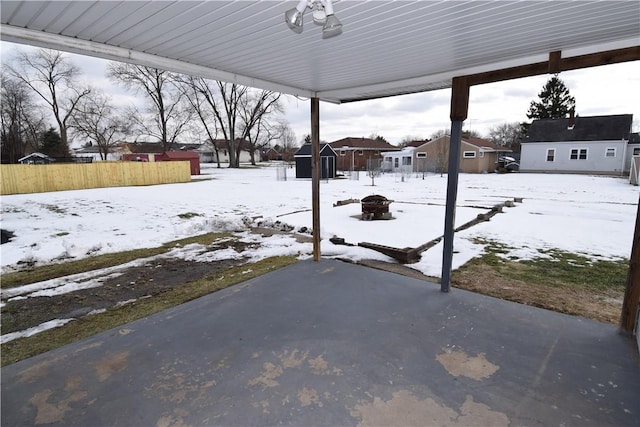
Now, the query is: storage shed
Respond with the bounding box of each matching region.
[159,151,201,175]
[18,152,54,165]
[294,143,336,179]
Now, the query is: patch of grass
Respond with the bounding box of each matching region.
[177,212,202,219]
[41,203,67,214]
[464,238,628,291]
[1,232,231,289]
[517,250,627,291]
[54,232,70,237]
[1,256,297,366]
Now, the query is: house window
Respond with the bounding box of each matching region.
[605,148,616,158]
[416,152,427,158]
[546,148,555,162]
[570,148,588,160]
[463,151,476,158]
[394,158,399,168]
[402,156,412,166]
[634,148,640,156]
[358,150,364,156]
[340,150,346,156]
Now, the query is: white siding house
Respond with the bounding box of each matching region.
[382,147,415,173]
[520,114,635,175]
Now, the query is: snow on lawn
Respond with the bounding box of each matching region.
[1,164,637,280]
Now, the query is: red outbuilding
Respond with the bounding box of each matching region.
[159,151,201,175]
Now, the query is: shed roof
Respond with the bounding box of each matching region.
[525,114,634,143]
[18,152,53,162]
[294,143,335,157]
[1,1,638,103]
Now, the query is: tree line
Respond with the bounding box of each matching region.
[1,48,296,167]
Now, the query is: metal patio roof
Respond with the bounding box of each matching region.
[1,1,639,103]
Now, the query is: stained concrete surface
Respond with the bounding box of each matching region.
[2,259,639,426]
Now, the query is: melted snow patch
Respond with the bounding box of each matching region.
[1,319,75,344]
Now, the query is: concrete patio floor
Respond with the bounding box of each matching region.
[2,259,639,426]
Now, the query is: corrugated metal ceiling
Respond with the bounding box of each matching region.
[1,1,638,103]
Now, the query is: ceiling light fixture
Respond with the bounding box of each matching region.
[284,0,343,38]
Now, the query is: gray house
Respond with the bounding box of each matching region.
[520,114,635,175]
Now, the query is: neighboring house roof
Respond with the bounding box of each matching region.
[404,140,430,148]
[161,151,200,160]
[176,144,202,151]
[464,136,509,151]
[121,142,165,154]
[525,114,633,142]
[329,137,400,151]
[414,135,510,152]
[294,143,336,157]
[18,152,54,162]
[73,146,103,154]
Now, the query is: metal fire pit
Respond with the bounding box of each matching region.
[361,195,392,220]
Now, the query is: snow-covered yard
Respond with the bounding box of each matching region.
[2,164,637,278]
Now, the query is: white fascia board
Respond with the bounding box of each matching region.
[0,25,315,99]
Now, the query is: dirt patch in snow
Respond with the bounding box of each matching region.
[2,255,247,335]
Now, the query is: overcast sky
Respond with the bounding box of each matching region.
[2,41,639,146]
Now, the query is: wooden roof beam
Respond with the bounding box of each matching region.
[466,46,639,86]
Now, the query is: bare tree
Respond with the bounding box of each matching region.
[488,122,525,152]
[462,129,482,138]
[182,77,282,168]
[240,90,283,165]
[276,123,298,165]
[5,49,90,156]
[399,135,426,147]
[1,71,46,163]
[179,75,222,167]
[108,63,191,151]
[431,128,480,139]
[71,90,131,160]
[180,78,243,167]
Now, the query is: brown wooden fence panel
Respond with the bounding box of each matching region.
[0,162,191,195]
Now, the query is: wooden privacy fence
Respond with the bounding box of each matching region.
[0,161,191,195]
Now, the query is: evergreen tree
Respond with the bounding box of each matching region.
[40,127,68,157]
[527,74,576,120]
